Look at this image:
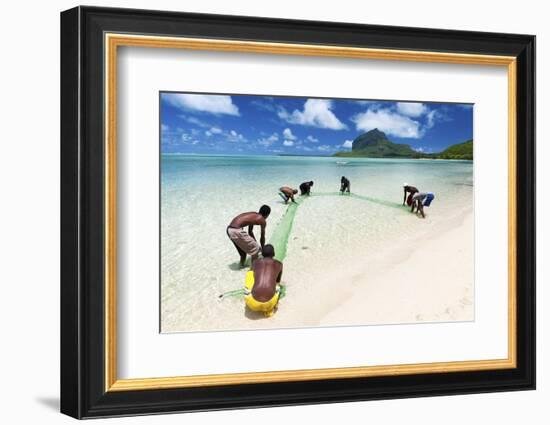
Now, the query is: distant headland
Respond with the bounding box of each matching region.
[333,128,473,160]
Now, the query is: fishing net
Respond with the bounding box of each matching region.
[219,192,404,299]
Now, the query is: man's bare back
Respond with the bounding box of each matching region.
[252,257,283,302]
[229,212,266,229]
[278,186,297,204]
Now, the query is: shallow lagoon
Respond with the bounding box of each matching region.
[161,154,473,332]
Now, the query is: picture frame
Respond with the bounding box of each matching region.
[60,5,535,419]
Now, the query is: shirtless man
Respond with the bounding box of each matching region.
[403,183,419,206]
[250,244,283,303]
[279,186,298,204]
[244,244,283,316]
[226,205,271,267]
[340,176,351,194]
[299,181,314,196]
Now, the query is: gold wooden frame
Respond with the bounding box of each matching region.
[104,33,517,392]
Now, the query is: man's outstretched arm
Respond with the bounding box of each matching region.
[260,224,266,247]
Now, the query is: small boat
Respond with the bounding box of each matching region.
[336,161,349,165]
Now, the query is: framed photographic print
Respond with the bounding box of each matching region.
[60,6,535,419]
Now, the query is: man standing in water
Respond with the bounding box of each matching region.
[279,186,298,204]
[244,244,283,317]
[411,192,435,218]
[403,183,419,206]
[340,176,351,194]
[299,181,314,196]
[227,205,271,268]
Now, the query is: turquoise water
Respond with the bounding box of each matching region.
[160,154,473,332]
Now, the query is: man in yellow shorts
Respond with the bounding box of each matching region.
[244,244,283,317]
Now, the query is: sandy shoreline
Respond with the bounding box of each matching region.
[163,206,474,333]
[247,207,475,330]
[319,211,474,326]
[162,204,474,333]
[161,156,474,333]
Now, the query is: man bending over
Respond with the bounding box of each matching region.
[279,186,298,204]
[340,176,351,194]
[403,183,419,206]
[244,244,283,317]
[411,192,435,218]
[227,205,271,267]
[299,181,314,196]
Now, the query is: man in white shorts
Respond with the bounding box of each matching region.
[226,205,271,268]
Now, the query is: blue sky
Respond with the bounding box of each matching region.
[160,92,473,155]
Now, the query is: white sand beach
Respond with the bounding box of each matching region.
[319,212,474,326]
[239,206,474,330]
[161,155,474,333]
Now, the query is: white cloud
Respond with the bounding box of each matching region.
[250,99,277,112]
[161,127,204,147]
[318,145,332,152]
[425,110,437,129]
[415,147,424,152]
[342,140,353,149]
[283,128,297,140]
[182,116,210,128]
[164,93,239,116]
[307,135,319,143]
[352,108,422,138]
[161,124,169,132]
[353,100,383,110]
[205,126,223,137]
[283,140,294,147]
[396,102,429,117]
[257,133,279,147]
[205,127,246,142]
[278,99,346,130]
[227,130,246,142]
